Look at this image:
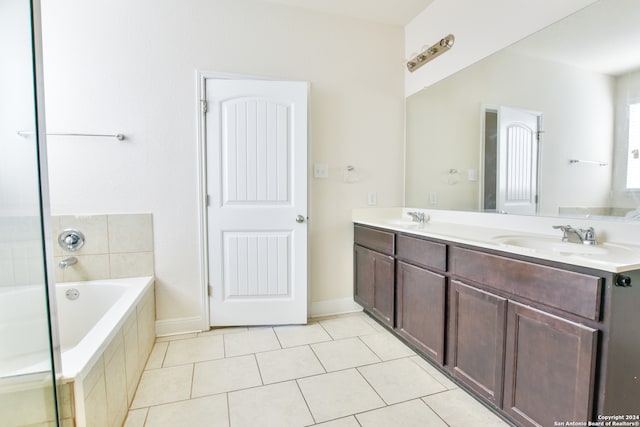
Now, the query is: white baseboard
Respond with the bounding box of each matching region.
[155,300,363,336]
[155,316,206,337]
[310,298,363,318]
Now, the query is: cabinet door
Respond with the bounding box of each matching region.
[449,280,507,407]
[503,302,597,427]
[354,245,375,311]
[396,261,446,364]
[354,245,394,327]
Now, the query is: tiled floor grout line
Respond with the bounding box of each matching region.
[294,378,317,425]
[354,364,390,408]
[224,392,231,427]
[252,353,265,386]
[188,362,195,399]
[307,343,329,374]
[421,398,454,427]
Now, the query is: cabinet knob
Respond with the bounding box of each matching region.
[615,275,632,287]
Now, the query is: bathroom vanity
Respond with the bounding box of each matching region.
[353,209,640,427]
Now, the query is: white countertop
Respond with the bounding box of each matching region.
[353,208,640,273]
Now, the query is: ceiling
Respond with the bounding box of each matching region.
[251,0,435,26]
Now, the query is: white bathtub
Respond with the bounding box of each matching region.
[1,276,155,426]
[57,276,155,426]
[57,276,154,379]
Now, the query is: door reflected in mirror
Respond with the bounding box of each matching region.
[405,0,640,220]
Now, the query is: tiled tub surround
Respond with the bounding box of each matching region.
[59,277,155,427]
[0,216,46,287]
[52,213,154,282]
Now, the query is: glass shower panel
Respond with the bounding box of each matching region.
[0,0,59,425]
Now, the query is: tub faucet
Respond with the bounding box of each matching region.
[407,211,427,224]
[59,256,78,269]
[552,225,597,245]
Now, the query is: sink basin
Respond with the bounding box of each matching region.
[384,219,424,228]
[494,235,608,255]
[492,235,640,260]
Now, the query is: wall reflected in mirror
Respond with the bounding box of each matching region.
[405,0,640,221]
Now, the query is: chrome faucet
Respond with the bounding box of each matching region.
[59,256,78,269]
[407,211,427,224]
[552,225,597,245]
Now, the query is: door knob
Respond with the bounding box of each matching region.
[296,215,306,223]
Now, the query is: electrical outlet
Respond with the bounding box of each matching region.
[367,191,377,206]
[429,192,438,205]
[314,163,329,178]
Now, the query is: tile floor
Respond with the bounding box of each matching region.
[124,312,511,427]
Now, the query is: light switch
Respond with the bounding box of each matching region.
[314,163,329,178]
[468,168,478,181]
[367,191,377,206]
[429,192,438,205]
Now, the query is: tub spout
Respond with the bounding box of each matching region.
[59,256,78,269]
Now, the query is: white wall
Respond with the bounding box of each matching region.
[0,0,40,217]
[404,0,598,96]
[41,0,405,331]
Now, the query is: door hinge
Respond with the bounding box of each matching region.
[201,99,208,114]
[207,284,212,296]
[205,194,210,206]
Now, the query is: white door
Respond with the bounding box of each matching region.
[497,106,541,215]
[205,78,308,326]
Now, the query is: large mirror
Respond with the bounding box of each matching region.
[406,0,640,220]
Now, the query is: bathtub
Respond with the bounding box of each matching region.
[57,276,154,378]
[0,276,155,426]
[57,276,155,427]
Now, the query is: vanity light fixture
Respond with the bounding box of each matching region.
[406,34,455,73]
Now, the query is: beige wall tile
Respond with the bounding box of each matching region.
[137,290,156,370]
[61,254,110,282]
[108,214,153,253]
[84,375,108,427]
[123,314,140,407]
[105,341,128,427]
[109,252,154,279]
[58,382,75,420]
[123,408,148,427]
[58,215,109,255]
[53,256,64,282]
[83,356,105,399]
[104,330,124,365]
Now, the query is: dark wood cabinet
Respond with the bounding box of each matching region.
[354,227,395,327]
[396,261,446,364]
[448,280,507,407]
[353,223,640,427]
[503,302,597,427]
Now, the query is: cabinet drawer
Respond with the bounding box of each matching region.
[354,225,395,255]
[450,247,602,320]
[396,234,446,271]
